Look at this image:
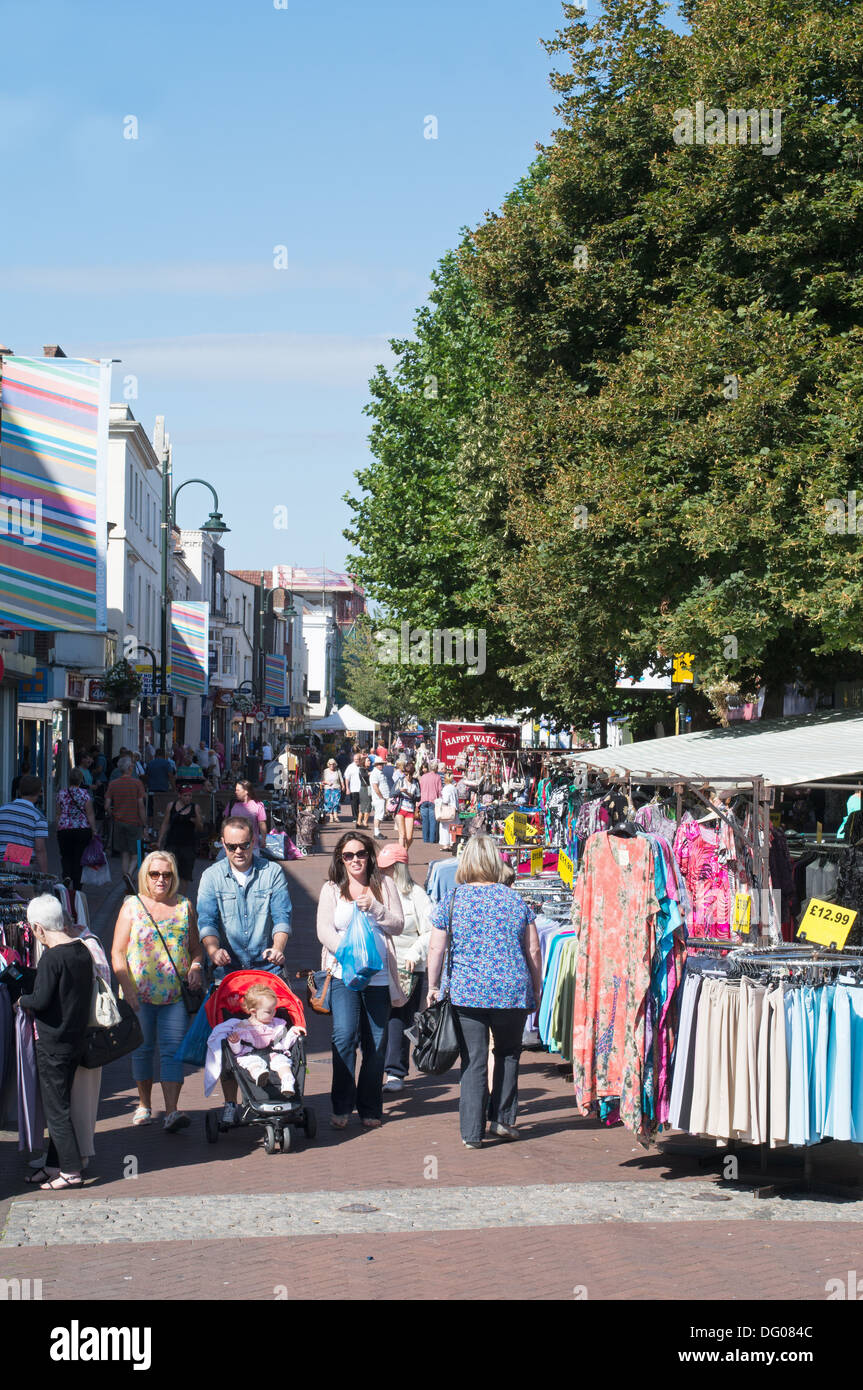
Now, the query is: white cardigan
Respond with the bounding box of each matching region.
[316,878,406,1005]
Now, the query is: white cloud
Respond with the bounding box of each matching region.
[76,331,396,386]
[0,261,425,296]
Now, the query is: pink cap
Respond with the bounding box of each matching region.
[376,844,409,868]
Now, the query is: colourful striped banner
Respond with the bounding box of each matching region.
[0,356,110,630]
[264,653,287,706]
[170,601,209,696]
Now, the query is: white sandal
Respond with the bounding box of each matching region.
[132,1106,152,1126]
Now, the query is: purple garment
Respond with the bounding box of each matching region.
[16,1010,44,1152]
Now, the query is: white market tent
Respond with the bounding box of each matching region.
[310,703,380,733]
[570,709,863,787]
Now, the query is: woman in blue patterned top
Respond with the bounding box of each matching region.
[426,835,543,1148]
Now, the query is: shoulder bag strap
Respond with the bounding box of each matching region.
[443,887,457,996]
[131,894,186,984]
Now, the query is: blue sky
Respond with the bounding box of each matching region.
[0,0,587,570]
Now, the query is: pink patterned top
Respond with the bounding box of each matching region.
[673,819,732,939]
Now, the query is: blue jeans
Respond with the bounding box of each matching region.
[330,979,391,1120]
[420,802,439,843]
[131,999,188,1084]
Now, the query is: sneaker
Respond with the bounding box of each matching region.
[221,1102,238,1126]
[164,1111,191,1133]
[462,1139,482,1149]
[383,1075,404,1092]
[488,1120,519,1141]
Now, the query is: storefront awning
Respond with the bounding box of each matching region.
[571,709,863,787]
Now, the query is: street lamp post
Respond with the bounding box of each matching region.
[160,471,229,752]
[236,679,258,775]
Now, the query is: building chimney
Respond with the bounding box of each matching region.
[42,345,66,357]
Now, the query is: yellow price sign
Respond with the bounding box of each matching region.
[504,812,529,844]
[733,892,751,935]
[530,848,543,876]
[672,653,695,684]
[558,850,574,887]
[797,898,857,950]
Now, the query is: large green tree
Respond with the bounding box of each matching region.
[348,0,863,730]
[465,0,863,721]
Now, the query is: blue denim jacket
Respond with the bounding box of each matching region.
[197,856,292,970]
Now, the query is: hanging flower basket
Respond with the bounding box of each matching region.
[231,692,255,715]
[100,658,143,711]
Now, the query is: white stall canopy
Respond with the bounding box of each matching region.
[571,709,863,787]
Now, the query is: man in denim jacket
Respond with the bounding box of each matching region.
[197,815,293,1123]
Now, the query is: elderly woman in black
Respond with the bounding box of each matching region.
[19,895,94,1189]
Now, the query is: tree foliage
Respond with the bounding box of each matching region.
[347,0,863,728]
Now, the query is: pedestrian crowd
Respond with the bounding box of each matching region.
[10,736,542,1189]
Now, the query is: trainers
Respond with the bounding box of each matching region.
[383,1075,404,1092]
[221,1102,238,1126]
[462,1139,482,1149]
[164,1111,190,1133]
[488,1120,519,1141]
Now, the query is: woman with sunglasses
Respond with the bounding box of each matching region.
[111,850,203,1132]
[316,831,405,1129]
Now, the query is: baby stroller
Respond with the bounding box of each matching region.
[204,970,317,1153]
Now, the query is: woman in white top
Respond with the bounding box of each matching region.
[316,831,404,1128]
[322,759,345,823]
[437,770,460,850]
[377,844,433,1092]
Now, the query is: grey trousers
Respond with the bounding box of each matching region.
[454,1006,528,1144]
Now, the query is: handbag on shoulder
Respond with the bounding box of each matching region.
[411,889,462,1075]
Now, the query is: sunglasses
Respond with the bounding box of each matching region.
[148,870,172,879]
[342,851,368,861]
[224,841,252,852]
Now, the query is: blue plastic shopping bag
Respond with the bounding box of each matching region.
[174,987,214,1066]
[335,905,384,991]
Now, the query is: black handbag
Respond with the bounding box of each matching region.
[131,891,204,1016]
[80,996,143,1070]
[411,890,462,1076]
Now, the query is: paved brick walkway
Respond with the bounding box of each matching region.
[2,807,861,1301]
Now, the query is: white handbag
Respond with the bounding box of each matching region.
[89,972,122,1029]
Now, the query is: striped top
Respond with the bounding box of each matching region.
[0,798,49,856]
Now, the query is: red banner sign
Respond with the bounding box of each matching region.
[435,722,521,769]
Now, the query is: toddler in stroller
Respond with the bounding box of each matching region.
[226,982,300,1096]
[204,970,317,1153]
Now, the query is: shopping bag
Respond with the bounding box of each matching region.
[81,861,112,888]
[265,831,287,857]
[81,835,107,868]
[174,987,215,1067]
[335,904,383,991]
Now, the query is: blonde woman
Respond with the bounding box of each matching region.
[426,834,542,1148]
[111,850,203,1132]
[377,844,433,1091]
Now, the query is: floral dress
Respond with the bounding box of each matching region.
[570,834,659,1138]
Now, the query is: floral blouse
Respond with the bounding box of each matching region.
[432,884,535,1010]
[124,896,192,1005]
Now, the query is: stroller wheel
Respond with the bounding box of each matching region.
[279,1126,291,1153]
[303,1107,317,1139]
[205,1110,220,1144]
[264,1124,277,1155]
